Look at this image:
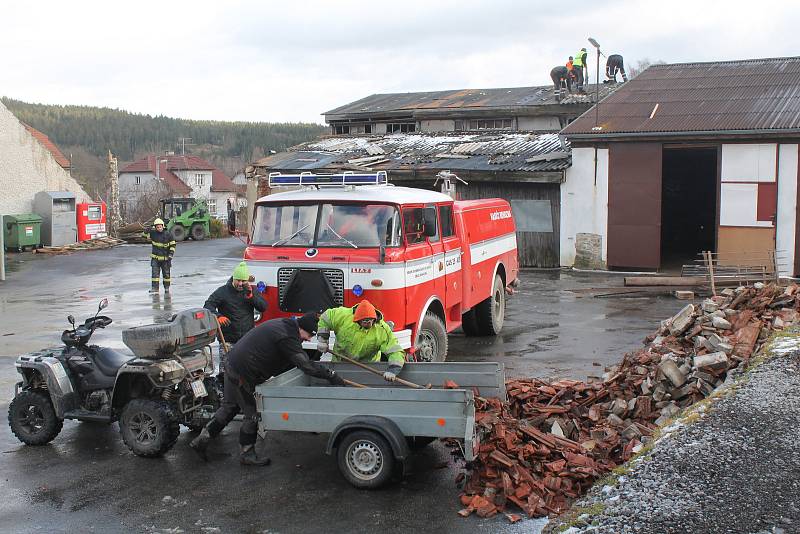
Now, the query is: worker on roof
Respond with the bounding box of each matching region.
[204,261,268,384]
[317,300,406,383]
[550,65,573,100]
[605,54,628,83]
[148,218,175,294]
[573,47,588,93]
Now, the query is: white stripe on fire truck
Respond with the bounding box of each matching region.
[247,249,464,292]
[469,233,517,266]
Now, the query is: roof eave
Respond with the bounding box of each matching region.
[564,128,800,142]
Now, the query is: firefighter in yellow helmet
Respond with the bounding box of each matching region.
[148,218,175,293]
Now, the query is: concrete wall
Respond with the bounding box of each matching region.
[0,101,90,215]
[419,119,455,132]
[518,116,562,132]
[560,147,609,267]
[776,144,799,276]
[209,191,237,220]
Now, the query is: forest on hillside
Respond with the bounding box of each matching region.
[3,97,326,197]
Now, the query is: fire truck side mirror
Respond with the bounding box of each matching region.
[422,207,437,237]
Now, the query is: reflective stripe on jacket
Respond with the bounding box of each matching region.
[149,229,176,261]
[318,305,405,366]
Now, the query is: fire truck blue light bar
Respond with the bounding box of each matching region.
[268,171,388,187]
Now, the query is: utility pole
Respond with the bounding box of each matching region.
[588,37,602,128]
[178,137,194,155]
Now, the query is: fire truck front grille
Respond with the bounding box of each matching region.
[277,268,344,308]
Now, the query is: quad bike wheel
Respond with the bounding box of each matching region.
[8,389,63,445]
[120,399,180,457]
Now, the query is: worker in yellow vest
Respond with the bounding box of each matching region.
[573,47,588,93]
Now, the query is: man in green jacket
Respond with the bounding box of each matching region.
[317,300,406,382]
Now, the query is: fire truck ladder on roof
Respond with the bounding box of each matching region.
[268,171,389,188]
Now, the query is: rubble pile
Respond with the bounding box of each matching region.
[456,283,800,520]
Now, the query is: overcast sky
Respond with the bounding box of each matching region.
[2,0,798,124]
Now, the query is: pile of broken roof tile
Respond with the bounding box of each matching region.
[456,283,800,521]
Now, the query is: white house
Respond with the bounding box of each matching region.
[119,154,238,220]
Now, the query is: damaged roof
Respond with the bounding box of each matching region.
[562,56,800,139]
[251,132,570,175]
[325,85,615,120]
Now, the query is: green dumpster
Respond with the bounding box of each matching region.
[4,214,43,252]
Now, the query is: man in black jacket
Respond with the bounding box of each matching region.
[189,312,346,465]
[204,261,267,380]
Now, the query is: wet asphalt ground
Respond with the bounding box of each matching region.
[0,238,685,533]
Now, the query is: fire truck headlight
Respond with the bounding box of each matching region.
[352,284,364,297]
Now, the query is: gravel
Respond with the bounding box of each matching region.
[546,337,800,534]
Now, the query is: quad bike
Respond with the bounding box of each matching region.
[8,299,220,457]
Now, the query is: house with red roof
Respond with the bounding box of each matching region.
[119,154,239,221]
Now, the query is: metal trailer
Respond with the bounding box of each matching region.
[255,361,505,489]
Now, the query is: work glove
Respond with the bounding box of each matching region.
[317,339,329,354]
[383,365,403,382]
[217,316,231,327]
[328,372,346,387]
[245,286,254,300]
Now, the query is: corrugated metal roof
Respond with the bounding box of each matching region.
[562,56,800,138]
[324,84,617,118]
[252,132,570,174]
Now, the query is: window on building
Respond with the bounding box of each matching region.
[334,124,350,135]
[456,118,514,131]
[135,176,141,185]
[439,204,455,237]
[207,199,217,215]
[387,123,416,133]
[195,173,205,186]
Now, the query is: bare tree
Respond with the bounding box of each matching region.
[120,181,171,224]
[629,58,667,78]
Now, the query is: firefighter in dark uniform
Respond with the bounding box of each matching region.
[149,218,175,293]
[189,313,346,465]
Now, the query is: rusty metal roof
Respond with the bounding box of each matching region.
[251,132,570,175]
[562,56,800,139]
[324,85,615,120]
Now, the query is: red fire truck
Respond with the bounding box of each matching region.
[243,172,519,362]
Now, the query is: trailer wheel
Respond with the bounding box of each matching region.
[475,274,505,336]
[171,224,187,242]
[415,312,448,362]
[8,390,63,446]
[337,430,395,489]
[190,224,206,241]
[461,308,480,337]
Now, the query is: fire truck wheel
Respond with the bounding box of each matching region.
[461,309,481,337]
[415,312,448,362]
[475,274,506,336]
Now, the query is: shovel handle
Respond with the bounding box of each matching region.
[332,351,426,389]
[343,378,369,388]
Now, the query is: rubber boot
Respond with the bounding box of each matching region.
[240,444,271,466]
[189,427,212,461]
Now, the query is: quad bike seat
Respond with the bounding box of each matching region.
[92,347,135,376]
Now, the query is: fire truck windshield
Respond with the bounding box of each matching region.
[252,203,401,248]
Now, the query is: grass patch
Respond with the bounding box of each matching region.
[551,503,607,533]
